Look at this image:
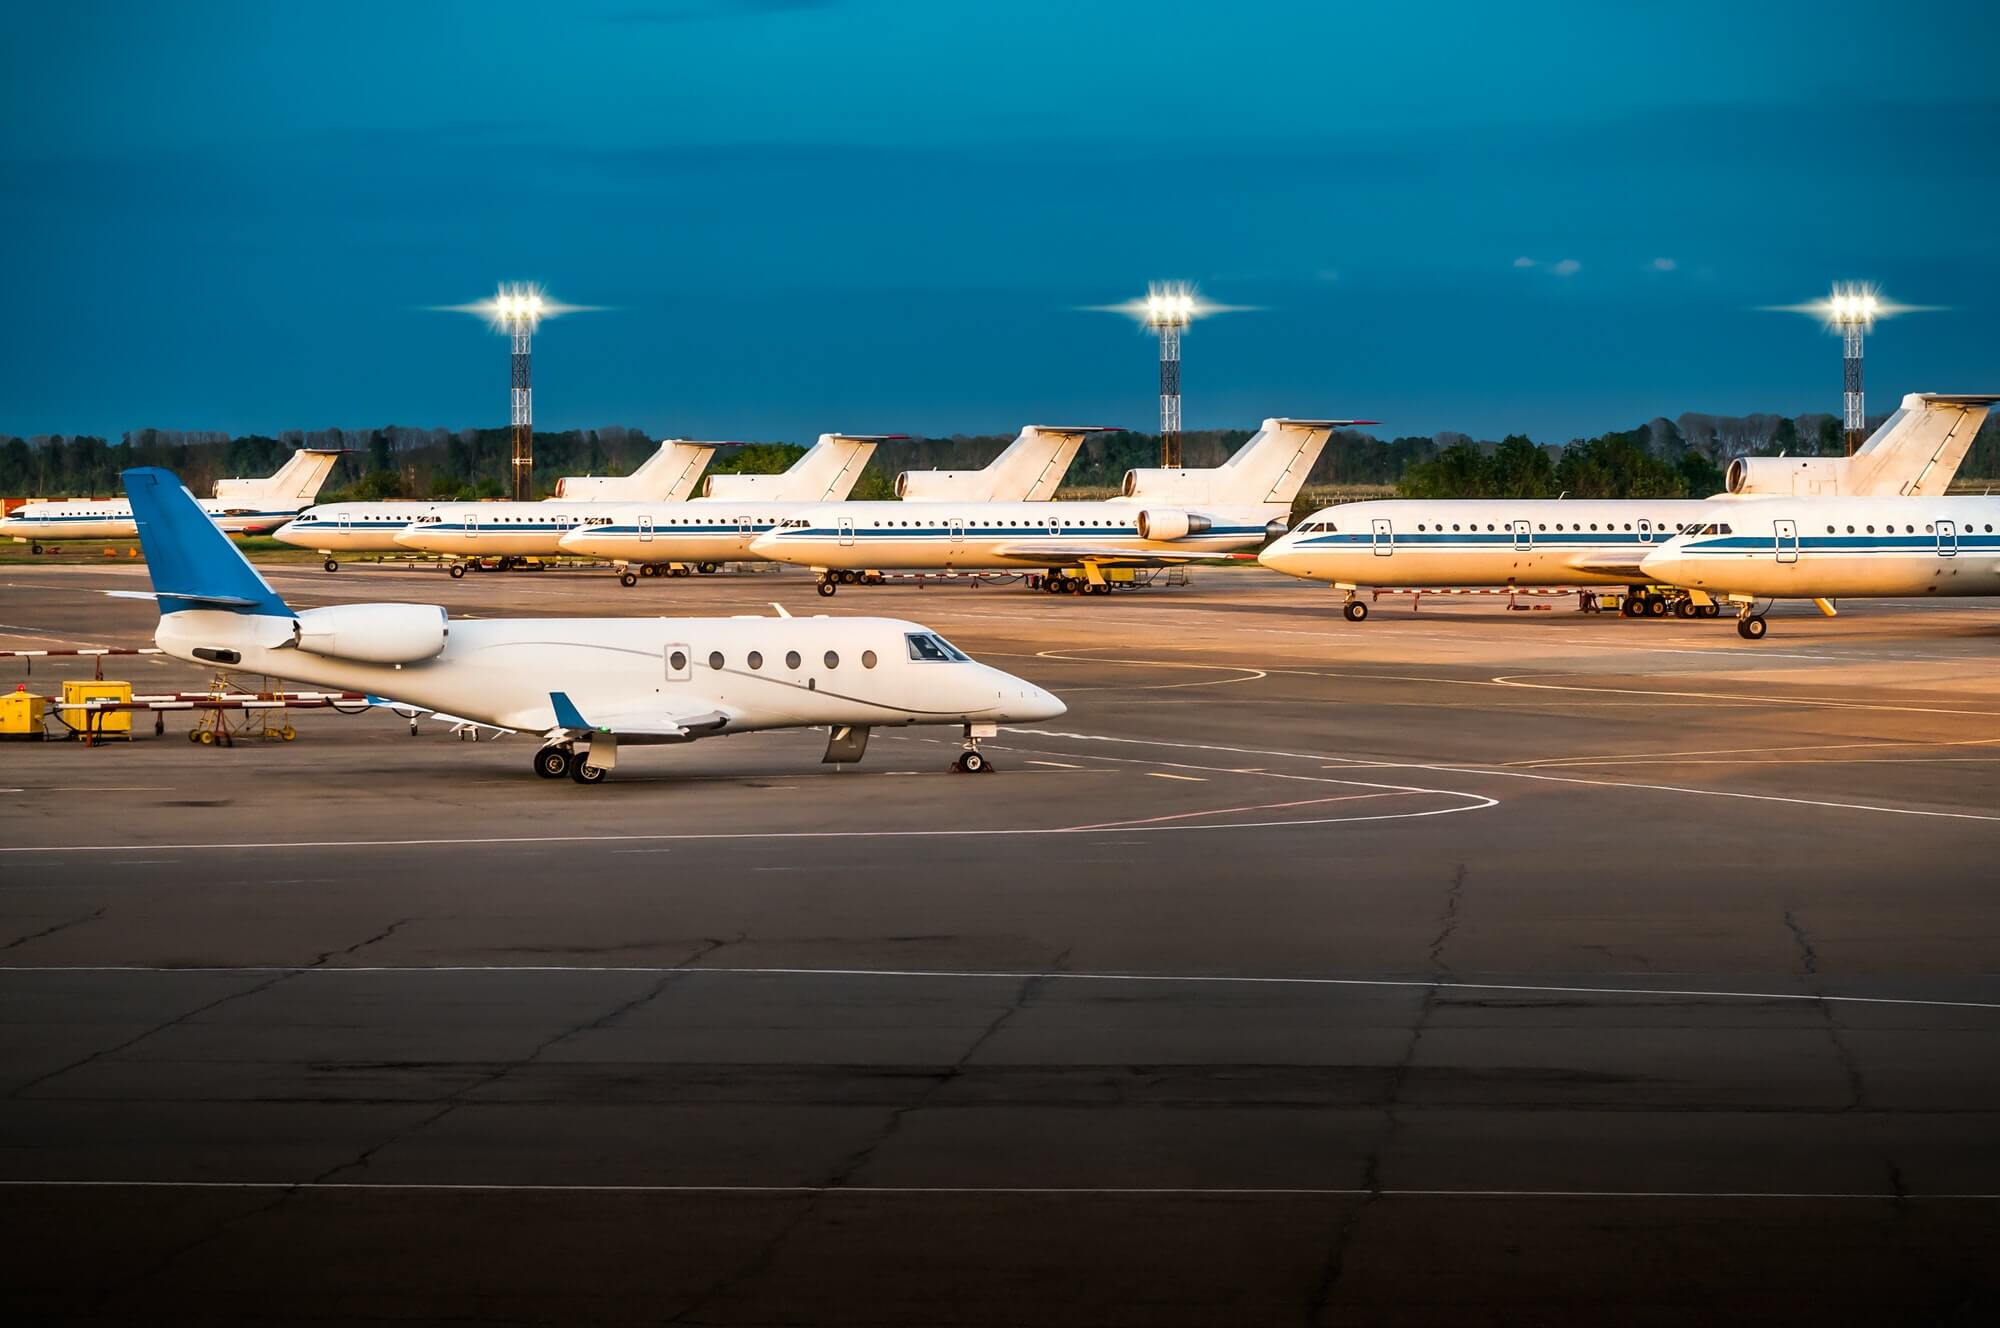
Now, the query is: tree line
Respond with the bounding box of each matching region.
[7,411,1997,502]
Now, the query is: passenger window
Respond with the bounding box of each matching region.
[861,650,877,669]
[669,650,688,672]
[708,651,724,670]
[747,651,763,670]
[785,650,801,670]
[824,651,839,669]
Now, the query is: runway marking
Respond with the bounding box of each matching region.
[3,963,1995,1013]
[1027,648,1268,691]
[1026,760,1085,769]
[1507,736,2000,770]
[1490,672,2000,719]
[1067,792,1399,831]
[1018,730,2000,824]
[1146,771,1206,782]
[0,1180,1992,1201]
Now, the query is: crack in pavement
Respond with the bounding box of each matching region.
[1307,864,1465,1324]
[663,947,1072,1326]
[0,905,105,952]
[1783,906,1865,1113]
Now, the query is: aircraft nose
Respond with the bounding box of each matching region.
[1638,547,1684,584]
[271,520,304,546]
[1022,684,1066,721]
[1258,539,1301,575]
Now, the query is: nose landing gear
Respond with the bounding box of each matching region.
[954,722,997,773]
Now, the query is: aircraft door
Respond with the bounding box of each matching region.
[664,642,691,681]
[1371,518,1393,556]
[1512,519,1532,550]
[838,518,854,547]
[1774,518,1798,564]
[1637,518,1653,544]
[737,515,753,547]
[950,518,965,545]
[638,515,653,544]
[461,510,479,541]
[1937,519,1957,557]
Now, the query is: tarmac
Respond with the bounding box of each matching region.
[3,558,1998,1324]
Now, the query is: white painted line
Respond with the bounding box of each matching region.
[1,963,1993,1012]
[0,1179,1990,1200]
[1146,771,1206,782]
[1026,760,1085,769]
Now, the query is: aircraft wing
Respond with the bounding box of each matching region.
[549,691,730,740]
[988,543,1262,567]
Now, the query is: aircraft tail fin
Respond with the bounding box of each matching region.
[1851,393,1998,497]
[553,440,717,501]
[990,426,1110,502]
[123,468,293,617]
[1211,419,1369,505]
[210,449,342,506]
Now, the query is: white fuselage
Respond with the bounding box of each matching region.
[2,497,303,542]
[274,502,464,553]
[156,611,1063,735]
[747,499,1284,571]
[553,502,837,565]
[1639,496,2000,599]
[1260,498,1725,588]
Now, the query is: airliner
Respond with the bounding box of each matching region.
[1639,496,2000,638]
[394,432,898,576]
[557,426,1114,585]
[2,448,340,549]
[122,467,1066,780]
[1259,393,1995,619]
[272,437,720,569]
[748,418,1358,595]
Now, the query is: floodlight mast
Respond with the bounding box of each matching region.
[1144,290,1197,468]
[1829,287,1878,456]
[499,290,544,501]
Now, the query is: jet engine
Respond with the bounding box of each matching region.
[294,604,449,664]
[1726,456,1846,497]
[1136,509,1213,541]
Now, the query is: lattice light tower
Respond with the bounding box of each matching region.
[1144,288,1196,467]
[440,284,596,499]
[1828,286,1878,456]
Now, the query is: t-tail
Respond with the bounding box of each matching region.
[127,468,294,618]
[1725,393,1998,499]
[553,439,717,501]
[894,426,1112,502]
[701,434,905,502]
[1119,418,1373,508]
[209,448,342,506]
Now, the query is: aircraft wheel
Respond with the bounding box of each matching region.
[697,562,718,574]
[1702,603,1721,618]
[620,571,638,587]
[280,725,297,741]
[817,579,838,597]
[187,727,204,743]
[570,758,609,784]
[956,750,988,773]
[534,746,573,779]
[30,543,42,555]
[324,558,339,572]
[448,564,465,578]
[1737,615,1769,641]
[1674,599,1696,618]
[1619,596,1642,618]
[1343,600,1368,622]
[1646,595,1668,617]
[671,566,691,578]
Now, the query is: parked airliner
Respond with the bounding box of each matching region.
[123,468,1065,780]
[557,426,1114,584]
[749,419,1358,595]
[2,448,340,548]
[1639,496,2000,638]
[396,432,898,575]
[273,438,720,569]
[1259,393,1995,619]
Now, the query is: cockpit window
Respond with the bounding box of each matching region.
[905,632,968,662]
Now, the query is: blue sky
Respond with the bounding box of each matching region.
[3,0,1996,442]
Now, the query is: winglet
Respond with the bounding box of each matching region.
[771,601,792,619]
[549,691,594,731]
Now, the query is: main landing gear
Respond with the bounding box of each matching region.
[1040,570,1110,596]
[814,570,884,597]
[1620,588,1721,619]
[534,743,610,784]
[324,558,339,572]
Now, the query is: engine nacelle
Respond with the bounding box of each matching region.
[1121,468,1219,504]
[1136,509,1213,541]
[895,470,982,500]
[701,473,790,499]
[1726,455,1846,497]
[294,603,449,664]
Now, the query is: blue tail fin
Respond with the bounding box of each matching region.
[122,468,292,617]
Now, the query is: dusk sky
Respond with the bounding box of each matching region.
[4,1,1997,444]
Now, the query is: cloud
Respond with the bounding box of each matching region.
[1651,256,1677,271]
[1512,256,1536,268]
[1549,258,1581,277]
